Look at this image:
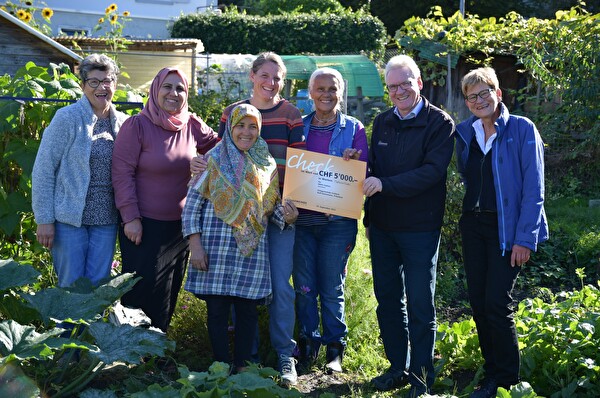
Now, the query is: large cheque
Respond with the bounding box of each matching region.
[282,148,366,220]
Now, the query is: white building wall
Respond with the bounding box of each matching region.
[41,0,217,39]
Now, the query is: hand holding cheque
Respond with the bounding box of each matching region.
[283,148,367,219]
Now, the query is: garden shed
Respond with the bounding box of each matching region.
[53,37,204,93]
[0,9,82,76]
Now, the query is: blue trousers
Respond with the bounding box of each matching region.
[266,223,297,357]
[370,225,440,389]
[293,218,357,345]
[52,222,117,287]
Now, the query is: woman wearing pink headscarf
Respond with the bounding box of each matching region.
[112,67,218,332]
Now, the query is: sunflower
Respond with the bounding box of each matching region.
[98,17,105,24]
[108,3,117,12]
[16,9,26,20]
[122,11,130,17]
[25,1,33,5]
[42,8,53,19]
[23,12,32,22]
[110,14,118,24]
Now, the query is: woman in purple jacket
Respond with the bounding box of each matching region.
[112,67,218,332]
[455,67,548,397]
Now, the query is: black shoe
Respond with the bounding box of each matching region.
[297,337,320,371]
[371,368,409,391]
[470,378,498,398]
[325,342,344,373]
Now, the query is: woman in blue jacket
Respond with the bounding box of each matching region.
[455,67,548,398]
[293,67,368,374]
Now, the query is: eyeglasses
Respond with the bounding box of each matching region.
[386,80,414,92]
[465,88,494,103]
[85,78,115,88]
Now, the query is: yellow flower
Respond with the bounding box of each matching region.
[0,6,6,12]
[98,17,105,24]
[110,14,118,24]
[23,12,32,22]
[16,9,26,20]
[122,11,130,17]
[42,8,53,18]
[108,3,117,12]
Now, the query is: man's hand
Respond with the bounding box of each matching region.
[363,176,382,197]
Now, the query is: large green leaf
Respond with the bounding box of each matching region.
[0,259,40,292]
[0,320,63,361]
[25,273,140,324]
[0,292,42,326]
[79,388,119,398]
[24,288,112,324]
[0,101,20,131]
[64,273,140,305]
[128,383,181,398]
[88,322,175,365]
[0,363,40,397]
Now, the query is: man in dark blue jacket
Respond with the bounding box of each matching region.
[363,54,455,397]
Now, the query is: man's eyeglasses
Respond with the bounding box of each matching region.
[465,88,494,103]
[85,78,115,88]
[386,80,414,92]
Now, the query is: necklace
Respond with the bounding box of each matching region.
[314,112,337,124]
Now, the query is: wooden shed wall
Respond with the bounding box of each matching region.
[0,22,77,76]
[116,52,195,93]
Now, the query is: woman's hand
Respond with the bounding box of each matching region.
[511,244,531,267]
[363,176,382,197]
[190,155,208,174]
[343,148,362,160]
[124,219,143,245]
[36,223,55,249]
[188,234,208,271]
[283,200,299,224]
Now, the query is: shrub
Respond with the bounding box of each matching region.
[170,11,387,60]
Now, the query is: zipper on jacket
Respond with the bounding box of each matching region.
[493,142,508,255]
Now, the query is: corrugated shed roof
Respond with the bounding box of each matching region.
[52,36,203,53]
[0,9,83,62]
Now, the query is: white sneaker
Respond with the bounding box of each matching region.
[278,354,298,387]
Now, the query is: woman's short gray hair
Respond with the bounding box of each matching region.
[461,67,499,96]
[308,67,345,113]
[384,54,421,81]
[79,53,119,82]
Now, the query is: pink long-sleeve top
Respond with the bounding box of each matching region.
[112,113,218,223]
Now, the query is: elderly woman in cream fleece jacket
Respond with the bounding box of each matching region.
[32,53,128,288]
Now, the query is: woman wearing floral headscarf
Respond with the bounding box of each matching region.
[112,67,218,332]
[183,104,298,372]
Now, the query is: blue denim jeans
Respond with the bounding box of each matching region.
[267,222,296,357]
[369,225,440,389]
[293,218,357,345]
[51,222,118,287]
